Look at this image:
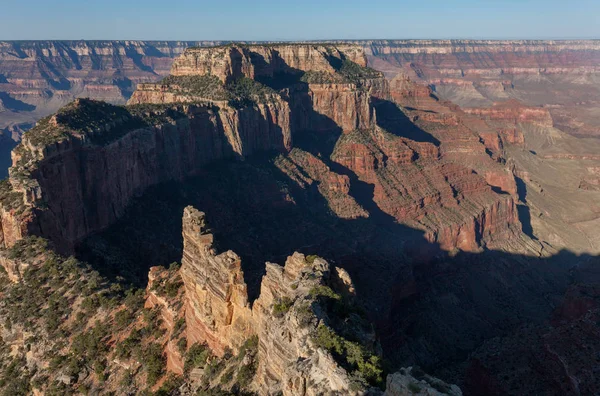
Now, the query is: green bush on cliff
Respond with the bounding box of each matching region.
[143,342,166,386]
[312,323,384,388]
[272,296,293,318]
[184,342,211,373]
[300,70,346,84]
[309,285,341,301]
[23,99,192,149]
[0,179,25,213]
[236,358,257,389]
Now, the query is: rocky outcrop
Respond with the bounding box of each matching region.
[385,368,462,396]
[180,206,363,393]
[134,44,381,134]
[332,128,520,252]
[179,206,461,395]
[251,253,365,396]
[275,149,369,219]
[302,82,374,132]
[180,206,255,355]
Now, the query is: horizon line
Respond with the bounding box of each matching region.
[1,37,600,42]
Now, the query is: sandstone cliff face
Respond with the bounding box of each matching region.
[171,44,367,82]
[0,43,529,257]
[330,128,519,252]
[180,207,255,356]
[134,44,380,135]
[0,99,291,250]
[303,82,374,132]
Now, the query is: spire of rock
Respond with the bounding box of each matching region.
[180,206,255,355]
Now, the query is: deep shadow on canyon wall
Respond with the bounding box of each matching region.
[74,143,599,395]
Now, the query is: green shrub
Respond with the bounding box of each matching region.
[219,368,234,385]
[172,317,186,340]
[226,77,276,108]
[236,359,257,389]
[143,343,165,386]
[184,343,210,373]
[177,337,187,355]
[158,75,228,100]
[236,336,258,360]
[114,309,134,329]
[309,286,341,301]
[153,373,183,395]
[272,297,293,318]
[119,369,134,388]
[123,288,145,311]
[339,60,381,82]
[296,303,314,327]
[312,324,383,388]
[305,255,319,264]
[164,279,182,298]
[203,358,225,382]
[115,329,142,359]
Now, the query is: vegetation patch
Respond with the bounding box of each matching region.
[312,323,384,388]
[22,99,191,149]
[158,75,228,100]
[184,342,211,374]
[272,296,294,318]
[0,179,25,213]
[338,59,381,82]
[226,77,277,108]
[301,59,381,85]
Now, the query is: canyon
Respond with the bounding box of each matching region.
[0,40,598,395]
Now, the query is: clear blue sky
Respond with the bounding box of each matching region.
[2,0,599,40]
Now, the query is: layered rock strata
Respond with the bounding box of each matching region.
[179,206,460,395]
[0,43,533,258]
[0,98,291,251]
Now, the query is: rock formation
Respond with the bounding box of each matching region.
[170,44,367,82]
[385,368,462,396]
[179,205,459,395]
[180,206,255,356]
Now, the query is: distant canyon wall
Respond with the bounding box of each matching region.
[0,43,530,258]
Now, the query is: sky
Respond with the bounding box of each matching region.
[1,0,599,41]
